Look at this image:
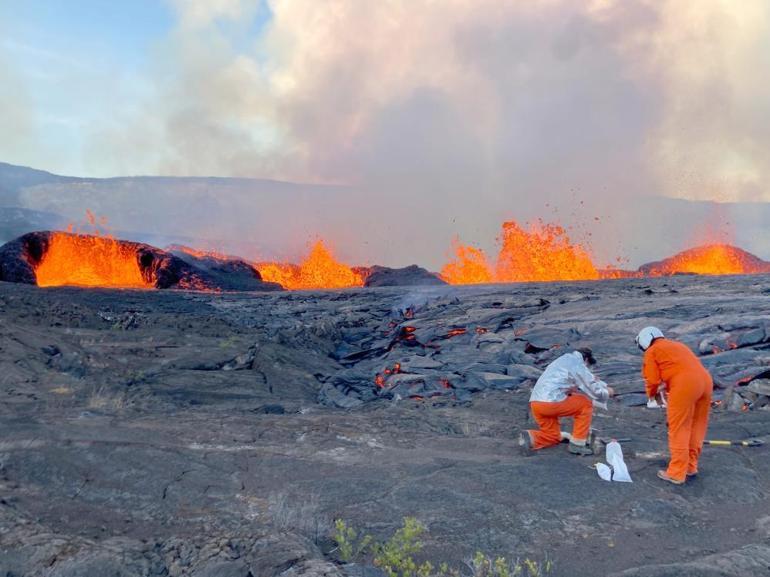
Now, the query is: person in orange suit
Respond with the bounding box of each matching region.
[636,327,713,485]
[520,348,614,456]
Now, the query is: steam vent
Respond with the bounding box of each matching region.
[0,231,283,291]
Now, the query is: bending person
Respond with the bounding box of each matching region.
[636,326,713,485]
[521,348,613,456]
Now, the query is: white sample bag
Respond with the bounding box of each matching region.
[646,391,668,409]
[595,441,632,482]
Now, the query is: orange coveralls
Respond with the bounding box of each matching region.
[643,339,713,481]
[530,395,593,449]
[528,351,608,449]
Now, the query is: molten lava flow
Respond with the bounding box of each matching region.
[258,240,363,290]
[374,362,402,388]
[440,241,493,285]
[255,262,299,288]
[441,219,599,285]
[495,220,599,282]
[35,233,152,289]
[645,244,770,276]
[444,328,468,338]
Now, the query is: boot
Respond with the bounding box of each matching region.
[518,431,534,456]
[657,470,685,485]
[568,441,594,456]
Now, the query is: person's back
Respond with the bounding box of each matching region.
[531,350,610,403]
[530,352,579,402]
[643,339,709,390]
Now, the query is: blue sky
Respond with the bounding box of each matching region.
[1,1,172,175]
[2,1,173,70]
[0,0,272,176]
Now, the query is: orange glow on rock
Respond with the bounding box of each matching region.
[445,328,467,338]
[172,245,230,262]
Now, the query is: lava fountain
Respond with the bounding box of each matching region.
[495,220,598,282]
[440,240,493,285]
[35,232,152,288]
[258,240,363,290]
[441,219,599,284]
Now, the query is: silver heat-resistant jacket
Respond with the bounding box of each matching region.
[529,351,610,404]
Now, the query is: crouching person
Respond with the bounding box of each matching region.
[520,348,614,456]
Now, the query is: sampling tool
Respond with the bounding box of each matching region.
[704,439,764,447]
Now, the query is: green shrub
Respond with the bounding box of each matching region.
[470,551,552,577]
[333,518,373,563]
[372,517,433,577]
[332,517,551,577]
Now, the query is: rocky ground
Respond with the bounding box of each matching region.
[1,276,770,577]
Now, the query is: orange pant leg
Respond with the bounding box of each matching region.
[666,377,706,481]
[688,383,712,474]
[529,395,593,450]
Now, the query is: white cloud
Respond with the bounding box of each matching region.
[71,0,770,206]
[640,0,770,202]
[170,0,258,28]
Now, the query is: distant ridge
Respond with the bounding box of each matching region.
[0,161,348,260]
[0,161,337,189]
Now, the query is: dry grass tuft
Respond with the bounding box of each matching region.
[267,491,331,542]
[50,386,74,395]
[87,385,127,411]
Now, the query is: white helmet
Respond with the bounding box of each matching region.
[636,326,664,351]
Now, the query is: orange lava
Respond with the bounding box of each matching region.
[258,240,363,290]
[496,220,598,282]
[256,262,300,288]
[439,240,493,285]
[645,244,770,276]
[35,232,152,289]
[441,219,598,285]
